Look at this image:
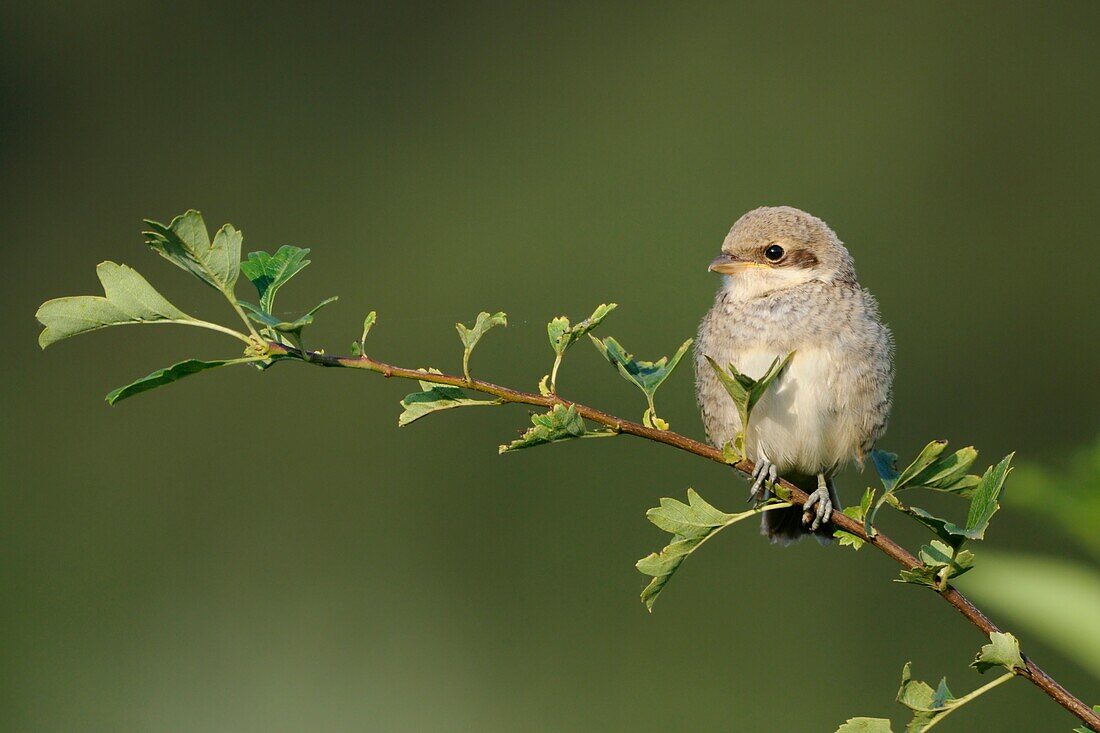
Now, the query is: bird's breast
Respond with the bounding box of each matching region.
[713,344,861,475]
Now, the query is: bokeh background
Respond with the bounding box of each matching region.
[3,2,1099,731]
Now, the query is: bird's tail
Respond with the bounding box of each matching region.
[762,474,840,545]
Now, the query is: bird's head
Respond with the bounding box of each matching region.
[709,206,856,297]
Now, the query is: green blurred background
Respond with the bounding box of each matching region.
[3,2,1099,731]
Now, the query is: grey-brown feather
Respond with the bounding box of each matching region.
[694,206,894,543]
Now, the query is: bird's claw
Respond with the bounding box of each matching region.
[802,476,833,531]
[749,458,778,503]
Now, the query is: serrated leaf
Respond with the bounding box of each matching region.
[398,380,499,426]
[836,487,875,550]
[897,663,938,711]
[645,489,735,539]
[897,541,976,587]
[106,358,251,404]
[896,664,956,733]
[240,245,311,312]
[241,296,338,337]
[896,505,976,549]
[547,303,617,355]
[36,262,195,348]
[592,335,693,399]
[637,491,789,610]
[144,211,241,293]
[359,311,377,349]
[965,453,1013,533]
[457,311,507,380]
[894,454,1013,547]
[836,718,895,733]
[457,311,507,351]
[907,445,981,495]
[498,404,610,453]
[592,335,692,427]
[972,632,1024,673]
[721,440,743,465]
[704,352,793,447]
[894,440,948,489]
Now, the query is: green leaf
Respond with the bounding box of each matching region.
[972,632,1024,674]
[894,454,1013,547]
[36,262,195,348]
[456,311,507,380]
[704,352,793,445]
[457,311,507,351]
[637,490,789,610]
[241,296,338,338]
[721,441,743,465]
[896,541,975,587]
[498,404,611,453]
[398,378,499,426]
[836,487,875,550]
[591,335,693,428]
[106,358,251,405]
[360,311,377,346]
[960,551,1100,682]
[546,303,617,393]
[894,440,949,489]
[896,663,956,733]
[895,662,1017,733]
[547,303,617,355]
[143,210,241,294]
[645,489,736,539]
[835,718,895,733]
[593,336,694,399]
[965,453,1014,533]
[907,446,981,495]
[240,245,311,312]
[867,442,985,537]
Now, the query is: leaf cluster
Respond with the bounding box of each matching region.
[837,634,1024,733]
[636,489,788,611]
[498,404,612,453]
[544,303,616,394]
[590,335,692,430]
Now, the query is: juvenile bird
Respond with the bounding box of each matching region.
[694,206,893,543]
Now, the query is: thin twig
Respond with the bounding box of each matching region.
[267,342,1100,732]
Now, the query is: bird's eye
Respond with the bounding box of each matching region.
[764,244,785,262]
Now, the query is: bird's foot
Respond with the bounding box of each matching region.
[802,474,833,531]
[749,458,778,503]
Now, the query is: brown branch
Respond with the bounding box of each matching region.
[269,343,1100,731]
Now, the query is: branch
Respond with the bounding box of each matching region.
[268,342,1100,732]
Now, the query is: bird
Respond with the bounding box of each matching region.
[694,206,894,543]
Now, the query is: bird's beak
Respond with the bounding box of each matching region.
[708,253,755,274]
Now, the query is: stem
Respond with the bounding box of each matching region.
[169,319,254,345]
[923,672,1016,731]
[550,352,563,393]
[226,295,262,341]
[266,342,1100,732]
[937,544,962,592]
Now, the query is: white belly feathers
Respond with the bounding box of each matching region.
[725,346,858,475]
